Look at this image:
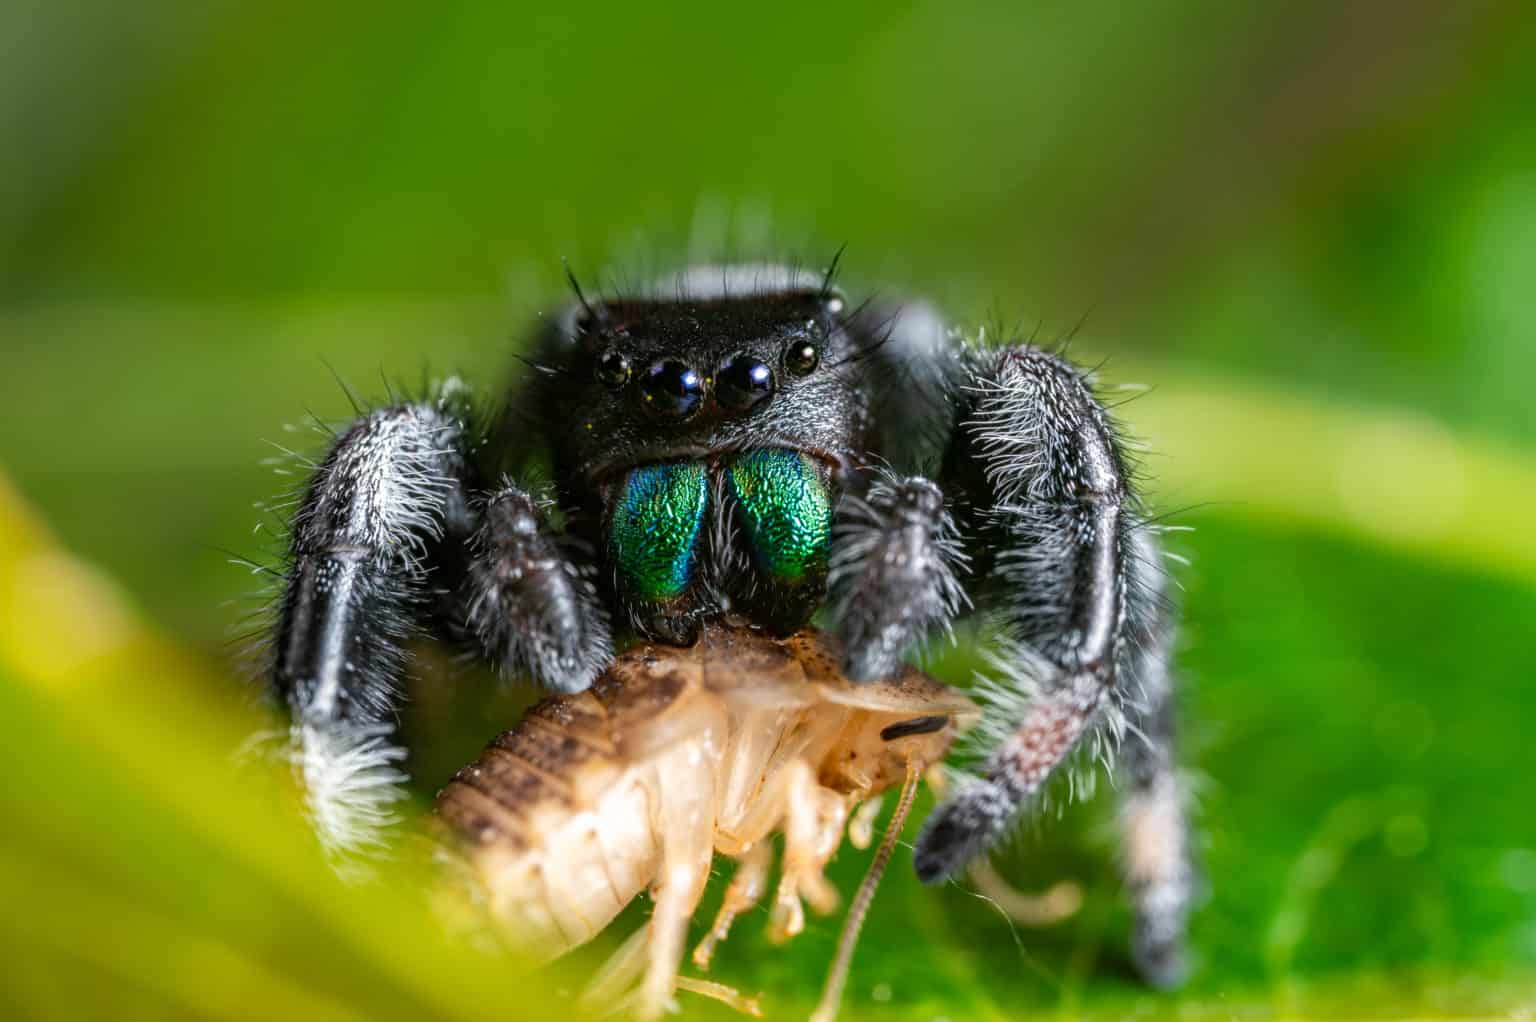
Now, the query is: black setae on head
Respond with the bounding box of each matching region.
[533,264,867,488]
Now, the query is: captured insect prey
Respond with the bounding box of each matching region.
[264,260,1197,1010]
[433,624,976,1020]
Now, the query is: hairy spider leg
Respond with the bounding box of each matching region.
[1115,549,1195,987]
[272,401,464,855]
[825,309,1196,987]
[272,392,612,856]
[459,482,611,691]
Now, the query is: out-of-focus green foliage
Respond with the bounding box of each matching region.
[0,478,579,1021]
[2,1,1534,1018]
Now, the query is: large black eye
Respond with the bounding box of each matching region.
[717,354,774,412]
[639,359,704,419]
[783,338,821,376]
[594,349,631,388]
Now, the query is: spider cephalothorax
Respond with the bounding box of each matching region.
[522,266,868,644]
[268,260,1196,988]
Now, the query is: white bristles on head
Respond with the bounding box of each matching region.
[653,263,828,301]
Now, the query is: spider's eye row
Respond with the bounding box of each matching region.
[717,354,774,412]
[783,338,821,376]
[595,349,632,388]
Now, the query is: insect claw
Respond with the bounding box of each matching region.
[804,873,840,916]
[768,887,805,943]
[848,795,884,850]
[692,919,730,971]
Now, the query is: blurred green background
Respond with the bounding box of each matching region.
[3,1,1535,1019]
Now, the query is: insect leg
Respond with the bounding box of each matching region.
[913,346,1169,888]
[581,926,650,1011]
[692,841,773,970]
[639,749,718,1020]
[272,401,466,856]
[457,482,611,692]
[769,760,848,941]
[965,857,1083,926]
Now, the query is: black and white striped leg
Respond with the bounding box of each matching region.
[827,470,969,682]
[459,483,611,692]
[913,346,1156,888]
[1116,566,1194,987]
[273,402,465,856]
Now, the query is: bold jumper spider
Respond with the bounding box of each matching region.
[269,261,1195,987]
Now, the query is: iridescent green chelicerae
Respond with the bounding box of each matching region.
[726,448,833,583]
[609,462,708,601]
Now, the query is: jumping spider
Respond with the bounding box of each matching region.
[270,262,1195,986]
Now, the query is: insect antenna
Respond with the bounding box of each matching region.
[810,757,923,1022]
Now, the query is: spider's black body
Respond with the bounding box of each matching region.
[270,263,1195,986]
[522,269,867,645]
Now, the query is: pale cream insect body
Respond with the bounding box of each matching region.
[434,623,977,1019]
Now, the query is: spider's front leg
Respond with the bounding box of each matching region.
[827,300,971,682]
[827,472,969,682]
[272,399,609,856]
[272,401,466,855]
[456,482,611,692]
[905,345,1194,985]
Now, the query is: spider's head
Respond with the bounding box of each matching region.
[534,264,871,490]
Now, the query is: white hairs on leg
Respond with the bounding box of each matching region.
[291,720,408,865]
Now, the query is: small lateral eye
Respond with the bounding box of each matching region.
[783,338,821,376]
[595,349,631,388]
